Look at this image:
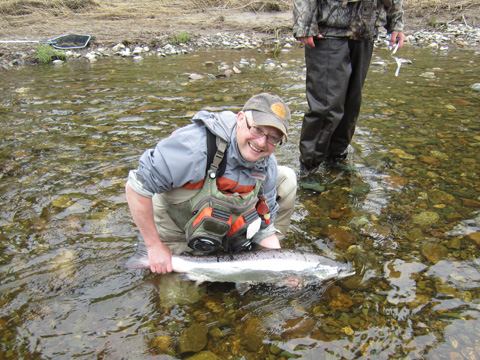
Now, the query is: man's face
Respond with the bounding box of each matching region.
[236,111,283,163]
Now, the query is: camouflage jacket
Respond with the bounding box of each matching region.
[293,0,404,41]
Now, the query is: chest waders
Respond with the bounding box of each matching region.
[166,134,263,253]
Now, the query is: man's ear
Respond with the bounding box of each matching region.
[237,111,245,126]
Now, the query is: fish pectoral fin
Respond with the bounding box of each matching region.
[235,282,252,295]
[181,273,208,286]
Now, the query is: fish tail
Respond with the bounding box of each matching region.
[123,234,150,269]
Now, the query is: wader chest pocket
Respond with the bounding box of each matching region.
[187,207,232,252]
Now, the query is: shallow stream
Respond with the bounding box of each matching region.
[1,45,479,359]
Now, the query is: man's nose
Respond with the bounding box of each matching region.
[255,134,268,147]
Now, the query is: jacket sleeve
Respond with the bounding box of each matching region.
[293,0,319,37]
[127,124,207,197]
[386,0,404,33]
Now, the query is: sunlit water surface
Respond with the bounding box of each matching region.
[0,45,479,359]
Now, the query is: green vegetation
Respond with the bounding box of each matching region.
[170,32,191,45]
[34,44,67,64]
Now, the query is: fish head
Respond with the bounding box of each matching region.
[337,263,356,279]
[310,261,355,282]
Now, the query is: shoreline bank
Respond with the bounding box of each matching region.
[1,22,480,70]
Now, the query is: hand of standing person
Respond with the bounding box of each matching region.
[390,31,405,49]
[296,34,324,47]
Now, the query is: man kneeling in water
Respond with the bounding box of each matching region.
[125,93,297,274]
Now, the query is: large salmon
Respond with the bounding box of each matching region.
[124,241,354,286]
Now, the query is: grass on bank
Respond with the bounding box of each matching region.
[0,0,98,16]
[1,0,476,17]
[170,32,191,45]
[190,0,291,12]
[34,44,67,64]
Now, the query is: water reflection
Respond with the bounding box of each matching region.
[0,46,479,359]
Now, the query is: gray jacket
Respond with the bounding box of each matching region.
[127,110,280,226]
[293,0,404,41]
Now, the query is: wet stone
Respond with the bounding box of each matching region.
[280,317,317,340]
[407,293,430,309]
[241,317,264,352]
[462,198,480,208]
[177,323,209,354]
[419,155,441,165]
[323,227,358,250]
[471,83,480,91]
[151,335,173,354]
[407,227,424,242]
[446,213,463,223]
[412,211,441,226]
[270,344,283,356]
[421,242,448,263]
[185,351,218,360]
[466,232,480,247]
[428,189,455,204]
[446,237,463,250]
[435,280,458,297]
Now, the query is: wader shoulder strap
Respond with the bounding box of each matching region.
[206,128,228,178]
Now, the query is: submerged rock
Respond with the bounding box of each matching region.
[323,226,358,250]
[466,232,480,247]
[185,351,218,360]
[412,211,440,226]
[421,242,448,263]
[177,323,209,354]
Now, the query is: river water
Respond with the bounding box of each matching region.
[1,45,479,359]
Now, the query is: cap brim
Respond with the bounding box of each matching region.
[250,111,288,140]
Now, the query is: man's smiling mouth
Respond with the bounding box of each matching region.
[248,141,264,153]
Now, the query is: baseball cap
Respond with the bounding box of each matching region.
[242,93,291,139]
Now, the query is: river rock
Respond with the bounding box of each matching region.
[280,317,317,340]
[419,155,440,165]
[112,43,125,52]
[462,198,480,207]
[420,71,436,78]
[421,242,448,263]
[323,226,358,249]
[177,323,209,354]
[185,351,218,360]
[189,73,204,80]
[466,232,480,247]
[132,46,144,55]
[151,335,173,354]
[446,237,463,250]
[428,189,455,204]
[412,211,440,226]
[242,317,265,352]
[85,52,97,62]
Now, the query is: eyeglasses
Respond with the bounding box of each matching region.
[245,116,283,146]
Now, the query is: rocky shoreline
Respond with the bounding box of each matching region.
[1,23,480,70]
